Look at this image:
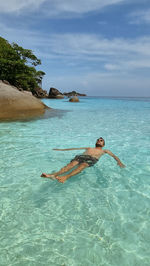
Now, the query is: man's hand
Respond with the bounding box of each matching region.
[104,150,125,168]
[117,161,126,168]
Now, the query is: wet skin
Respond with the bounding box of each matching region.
[41,138,125,183]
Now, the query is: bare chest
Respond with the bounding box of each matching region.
[84,148,104,158]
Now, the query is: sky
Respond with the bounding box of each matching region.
[0,0,150,96]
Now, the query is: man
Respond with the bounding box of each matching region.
[41,137,125,183]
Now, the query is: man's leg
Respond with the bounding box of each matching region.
[41,160,78,178]
[56,162,88,183]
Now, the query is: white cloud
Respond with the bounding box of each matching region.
[1,22,150,72]
[0,0,45,13]
[1,21,150,96]
[44,71,150,96]
[129,9,150,24]
[0,0,124,15]
[104,64,119,70]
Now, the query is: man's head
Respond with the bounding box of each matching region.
[95,137,105,147]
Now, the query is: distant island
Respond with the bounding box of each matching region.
[48,87,86,99]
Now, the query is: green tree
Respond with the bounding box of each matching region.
[0,36,45,91]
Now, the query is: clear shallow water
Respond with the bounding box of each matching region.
[0,97,150,266]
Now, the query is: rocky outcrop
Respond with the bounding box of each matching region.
[0,81,50,121]
[48,87,86,99]
[63,91,86,97]
[31,87,48,98]
[48,87,64,99]
[69,96,79,102]
[1,80,48,98]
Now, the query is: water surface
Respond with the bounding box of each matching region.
[0,97,150,265]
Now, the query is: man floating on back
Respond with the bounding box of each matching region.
[41,137,125,183]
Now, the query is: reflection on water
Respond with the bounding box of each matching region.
[0,108,68,123]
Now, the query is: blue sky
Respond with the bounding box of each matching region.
[0,0,150,96]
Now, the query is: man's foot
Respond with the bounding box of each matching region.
[41,173,56,179]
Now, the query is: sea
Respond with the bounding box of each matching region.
[0,96,150,266]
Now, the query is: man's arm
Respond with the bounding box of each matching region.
[104,150,125,168]
[53,147,89,151]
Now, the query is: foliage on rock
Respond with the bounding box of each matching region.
[0,36,45,92]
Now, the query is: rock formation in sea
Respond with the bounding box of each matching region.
[63,91,86,97]
[0,80,50,121]
[69,96,79,102]
[48,87,86,99]
[48,87,64,99]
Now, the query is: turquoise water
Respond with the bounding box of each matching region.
[0,97,150,266]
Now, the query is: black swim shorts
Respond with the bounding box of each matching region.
[71,154,98,167]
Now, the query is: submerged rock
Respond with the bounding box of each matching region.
[0,81,50,121]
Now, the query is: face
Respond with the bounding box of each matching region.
[96,137,105,147]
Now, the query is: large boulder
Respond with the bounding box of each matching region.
[0,81,50,121]
[48,87,64,99]
[69,96,79,102]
